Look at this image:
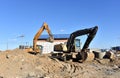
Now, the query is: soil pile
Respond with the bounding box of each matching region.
[0,49,120,78]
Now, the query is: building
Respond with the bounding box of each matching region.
[111,46,120,51]
[37,34,70,54]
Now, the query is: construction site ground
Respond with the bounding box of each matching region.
[0,49,120,78]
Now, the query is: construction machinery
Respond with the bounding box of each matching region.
[25,22,98,62]
[24,22,54,53]
[33,22,54,53]
[53,26,98,62]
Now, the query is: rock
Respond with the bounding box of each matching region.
[6,54,11,59]
[113,65,119,69]
[0,76,3,78]
[27,72,36,77]
[105,69,113,75]
[21,59,25,62]
[44,77,50,78]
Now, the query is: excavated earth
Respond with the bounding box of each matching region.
[0,49,120,78]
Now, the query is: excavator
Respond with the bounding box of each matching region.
[53,26,98,62]
[25,22,54,53]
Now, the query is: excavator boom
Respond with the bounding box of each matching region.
[67,26,98,52]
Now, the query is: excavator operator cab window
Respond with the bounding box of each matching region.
[36,45,43,53]
[74,39,81,52]
[75,39,80,47]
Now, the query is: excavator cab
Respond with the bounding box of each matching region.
[54,39,81,52]
[68,39,81,52]
[36,45,43,54]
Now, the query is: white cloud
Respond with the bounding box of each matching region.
[8,38,17,42]
[60,29,65,32]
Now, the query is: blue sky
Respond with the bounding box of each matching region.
[0,0,120,50]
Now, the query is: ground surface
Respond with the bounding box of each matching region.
[0,49,120,78]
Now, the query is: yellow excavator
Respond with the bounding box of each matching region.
[33,22,54,53]
[25,22,54,53]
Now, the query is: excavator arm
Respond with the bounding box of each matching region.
[33,22,54,52]
[67,26,98,52]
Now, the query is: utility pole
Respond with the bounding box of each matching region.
[17,35,25,45]
[17,35,25,49]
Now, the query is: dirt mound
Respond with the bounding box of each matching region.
[0,49,120,78]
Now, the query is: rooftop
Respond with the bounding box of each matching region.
[38,34,70,40]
